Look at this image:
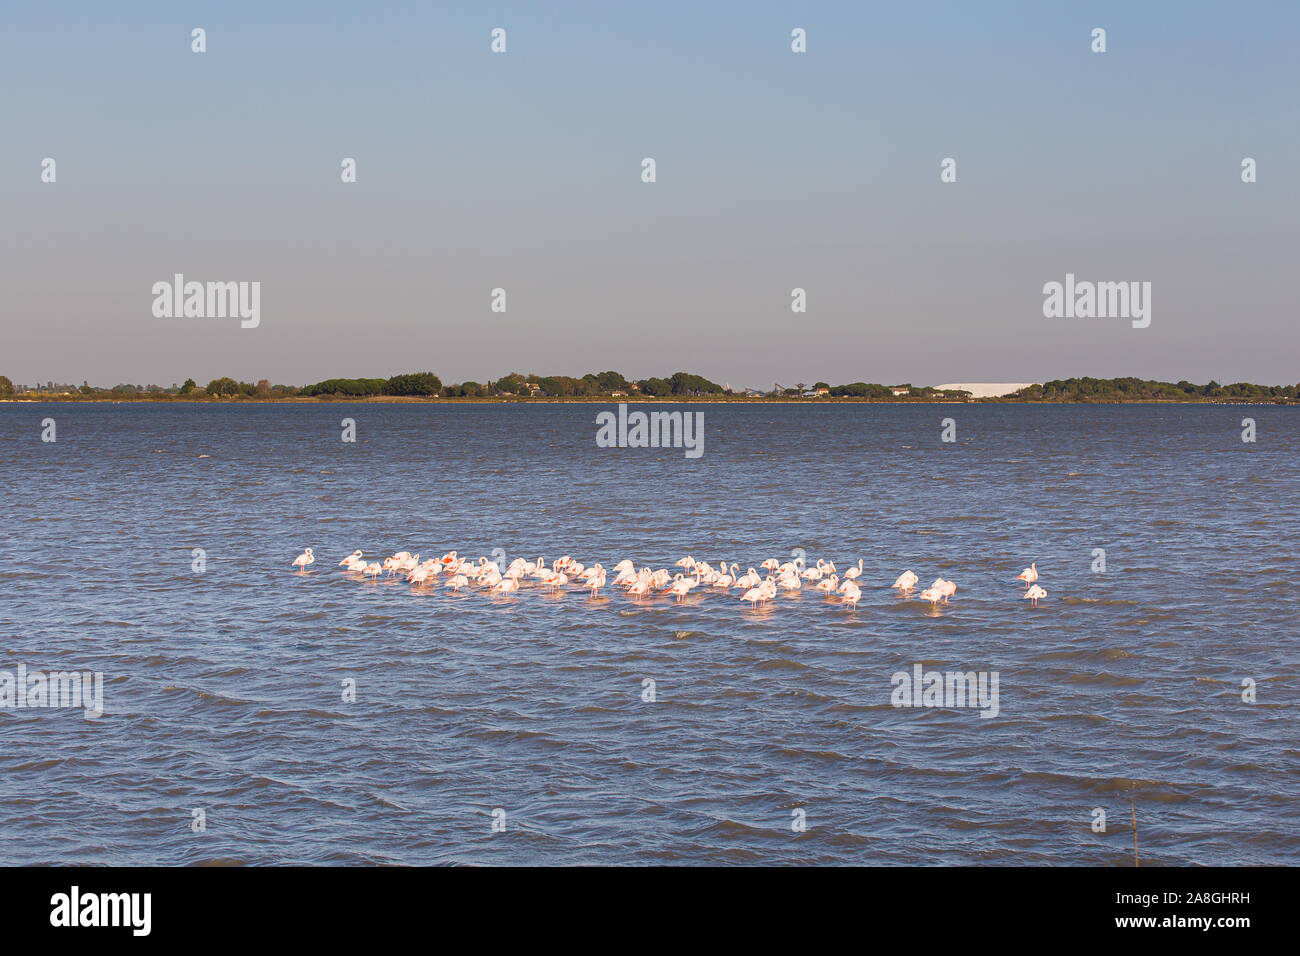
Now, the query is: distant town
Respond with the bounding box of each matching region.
[1,372,1297,403]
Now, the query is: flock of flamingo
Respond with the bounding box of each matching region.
[288,548,1051,611]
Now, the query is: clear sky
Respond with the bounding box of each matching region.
[2,1,1297,388]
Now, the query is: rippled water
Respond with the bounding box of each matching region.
[1,402,1296,865]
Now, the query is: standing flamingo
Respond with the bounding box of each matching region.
[891,570,918,591]
[1023,584,1048,606]
[666,577,698,602]
[292,548,315,572]
[1015,562,1039,588]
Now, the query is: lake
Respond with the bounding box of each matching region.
[0,402,1295,864]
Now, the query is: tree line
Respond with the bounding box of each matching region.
[3,372,1298,402]
[1003,378,1300,402]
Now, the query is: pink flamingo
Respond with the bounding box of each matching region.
[892,570,918,591]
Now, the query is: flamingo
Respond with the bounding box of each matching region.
[740,584,765,607]
[292,548,315,572]
[587,567,606,597]
[713,563,739,589]
[919,586,942,608]
[815,574,840,597]
[338,549,363,566]
[674,555,696,570]
[1024,584,1047,606]
[930,578,957,604]
[445,574,469,591]
[491,577,519,594]
[627,578,652,599]
[439,550,459,567]
[1015,562,1039,588]
[891,570,918,591]
[760,558,780,572]
[735,567,761,590]
[362,562,382,582]
[843,559,864,581]
[666,577,698,602]
[841,580,862,609]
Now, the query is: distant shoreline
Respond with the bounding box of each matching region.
[2,396,1293,406]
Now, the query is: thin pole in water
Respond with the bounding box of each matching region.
[1131,799,1140,867]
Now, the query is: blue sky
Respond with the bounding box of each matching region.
[2,1,1297,387]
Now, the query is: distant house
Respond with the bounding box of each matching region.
[813,387,830,396]
[523,382,542,396]
[610,390,627,397]
[890,386,910,397]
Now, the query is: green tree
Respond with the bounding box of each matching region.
[301,377,387,397]
[206,377,241,397]
[668,372,723,395]
[384,372,442,396]
[595,370,628,392]
[0,375,13,397]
